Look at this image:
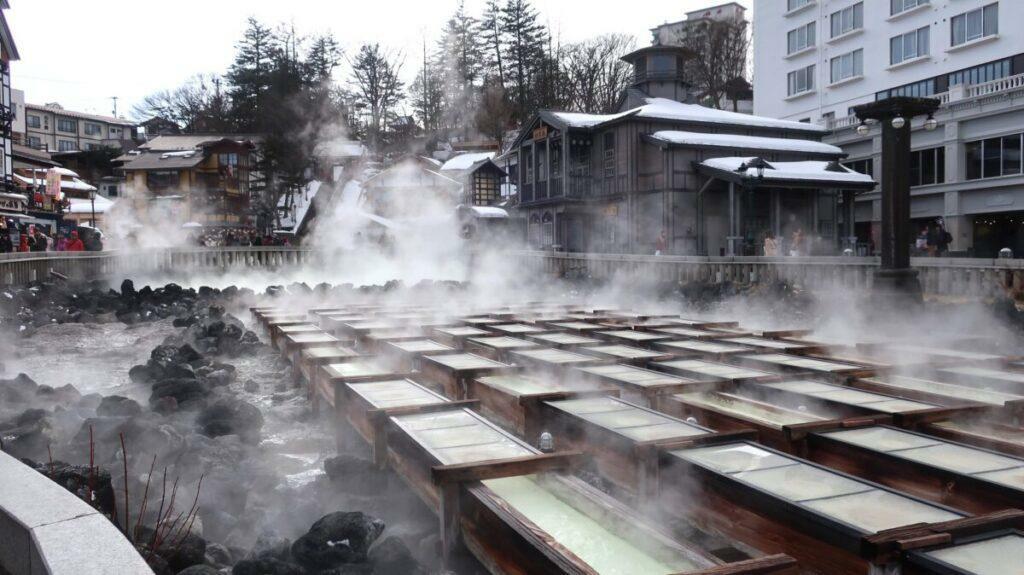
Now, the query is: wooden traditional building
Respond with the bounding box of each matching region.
[509,43,875,255]
[118,136,255,230]
[439,152,507,207]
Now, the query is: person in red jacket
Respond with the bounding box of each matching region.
[65,230,85,252]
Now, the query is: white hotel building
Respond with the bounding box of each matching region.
[753,0,1024,257]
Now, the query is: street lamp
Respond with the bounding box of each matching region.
[89,188,96,227]
[856,122,870,136]
[924,115,938,131]
[852,96,941,306]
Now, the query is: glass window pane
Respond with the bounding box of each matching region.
[966,141,983,180]
[918,27,929,55]
[952,15,966,45]
[891,37,902,64]
[921,149,936,186]
[983,138,1002,178]
[910,150,922,187]
[1004,135,1022,176]
[984,3,998,36]
[937,147,946,183]
[966,9,983,41]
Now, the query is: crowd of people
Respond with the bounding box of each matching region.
[187,228,292,248]
[0,219,101,253]
[915,219,952,257]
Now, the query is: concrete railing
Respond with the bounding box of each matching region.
[508,251,1024,299]
[0,450,152,574]
[1,247,1021,299]
[0,247,319,286]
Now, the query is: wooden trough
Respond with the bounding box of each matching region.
[464,336,541,362]
[465,373,618,438]
[655,389,887,455]
[903,528,1024,574]
[575,344,676,367]
[659,440,1023,574]
[524,332,603,350]
[537,395,753,505]
[807,425,1024,516]
[379,339,456,372]
[650,358,781,384]
[419,353,519,399]
[653,340,759,361]
[572,363,713,406]
[380,406,796,574]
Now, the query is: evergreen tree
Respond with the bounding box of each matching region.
[225,17,278,131]
[500,0,547,123]
[478,0,506,89]
[435,1,482,134]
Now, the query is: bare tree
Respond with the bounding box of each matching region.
[348,43,405,153]
[475,79,513,150]
[679,18,749,110]
[133,74,232,133]
[561,34,636,113]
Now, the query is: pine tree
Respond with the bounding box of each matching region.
[226,17,278,131]
[435,1,482,134]
[479,0,505,89]
[500,0,547,123]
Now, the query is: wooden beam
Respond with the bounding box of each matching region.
[681,554,797,575]
[367,399,480,423]
[862,509,1024,559]
[432,451,586,485]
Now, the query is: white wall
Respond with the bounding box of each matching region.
[753,0,1024,121]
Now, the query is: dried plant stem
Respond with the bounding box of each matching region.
[119,432,130,541]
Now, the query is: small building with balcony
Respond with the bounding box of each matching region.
[119,136,254,231]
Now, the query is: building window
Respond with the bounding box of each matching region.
[948,58,1011,87]
[787,22,815,55]
[909,147,945,186]
[877,79,935,100]
[83,143,100,151]
[966,133,1023,180]
[110,127,121,136]
[891,0,928,16]
[525,148,534,183]
[541,212,554,247]
[951,3,998,47]
[84,122,102,136]
[536,144,547,182]
[830,49,863,84]
[105,184,119,197]
[830,2,863,39]
[788,64,815,96]
[56,118,77,133]
[26,135,41,149]
[891,27,929,65]
[26,114,40,129]
[787,0,812,12]
[844,158,873,177]
[146,170,179,192]
[473,172,500,205]
[57,140,76,152]
[603,132,615,178]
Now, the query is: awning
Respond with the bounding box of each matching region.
[696,157,876,190]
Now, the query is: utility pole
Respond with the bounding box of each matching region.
[110,96,119,117]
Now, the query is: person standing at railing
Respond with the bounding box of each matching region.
[763,232,779,257]
[654,230,668,256]
[66,230,84,252]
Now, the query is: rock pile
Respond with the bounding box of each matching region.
[0,278,255,333]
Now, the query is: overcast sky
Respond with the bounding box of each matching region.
[7,0,752,119]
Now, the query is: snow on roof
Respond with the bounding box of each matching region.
[547,98,825,134]
[549,109,634,128]
[635,98,826,133]
[278,180,322,230]
[440,152,495,171]
[315,140,367,158]
[649,131,842,155]
[700,157,875,185]
[14,172,97,192]
[67,195,114,214]
[462,205,509,219]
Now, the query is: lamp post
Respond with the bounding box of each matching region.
[89,188,96,227]
[851,97,940,305]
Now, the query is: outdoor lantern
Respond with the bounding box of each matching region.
[924,115,938,131]
[856,122,870,136]
[891,116,906,129]
[538,431,554,453]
